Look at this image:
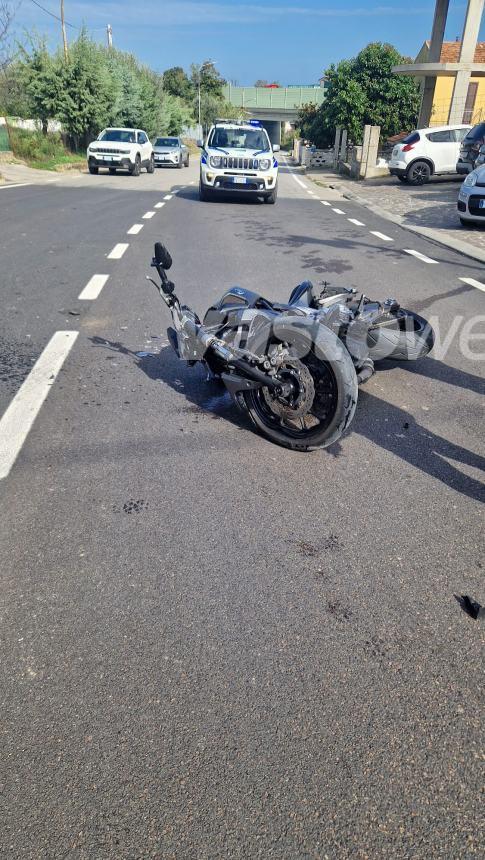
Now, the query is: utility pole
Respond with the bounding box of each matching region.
[60,0,68,61]
[107,24,113,49]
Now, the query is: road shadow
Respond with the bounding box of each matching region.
[354,388,485,504]
[89,338,485,502]
[377,355,485,397]
[89,337,249,429]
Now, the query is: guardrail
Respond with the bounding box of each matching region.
[223,86,326,111]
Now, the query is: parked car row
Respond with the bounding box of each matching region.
[389,121,485,226]
[86,128,190,176]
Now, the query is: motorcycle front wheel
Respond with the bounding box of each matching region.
[242,342,358,452]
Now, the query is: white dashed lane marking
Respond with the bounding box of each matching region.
[127,224,143,235]
[143,211,155,219]
[460,277,485,293]
[320,201,331,206]
[107,243,129,259]
[0,331,78,480]
[78,274,109,301]
[403,249,439,265]
[370,231,393,242]
[332,208,345,215]
[164,194,173,200]
[0,182,29,190]
[348,218,365,226]
[154,202,165,209]
[292,176,308,189]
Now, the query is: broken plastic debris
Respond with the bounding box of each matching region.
[135,351,155,358]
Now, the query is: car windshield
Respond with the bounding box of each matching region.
[155,138,179,147]
[99,130,136,143]
[209,127,270,151]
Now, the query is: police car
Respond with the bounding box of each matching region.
[199,119,279,203]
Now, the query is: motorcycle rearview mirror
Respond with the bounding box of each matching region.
[154,242,172,270]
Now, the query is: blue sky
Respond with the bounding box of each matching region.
[13,1,485,84]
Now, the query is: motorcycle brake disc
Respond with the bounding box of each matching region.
[263,359,315,421]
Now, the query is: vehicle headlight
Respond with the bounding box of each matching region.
[89,146,97,153]
[464,171,478,187]
[210,156,222,168]
[259,158,271,170]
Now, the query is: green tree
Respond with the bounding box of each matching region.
[0,1,14,71]
[158,92,194,135]
[190,61,226,99]
[163,66,193,103]
[19,40,63,134]
[55,32,116,148]
[298,43,420,147]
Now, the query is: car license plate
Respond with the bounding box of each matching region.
[233,176,247,184]
[479,199,485,209]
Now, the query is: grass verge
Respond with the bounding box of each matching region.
[7,126,85,171]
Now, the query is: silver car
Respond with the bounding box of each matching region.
[152,136,189,169]
[457,164,485,225]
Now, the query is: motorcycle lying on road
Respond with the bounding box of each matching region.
[146,243,434,451]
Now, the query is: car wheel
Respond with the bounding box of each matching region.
[146,155,154,174]
[109,168,117,175]
[199,181,212,201]
[130,155,141,177]
[407,161,431,185]
[264,183,278,204]
[88,165,99,175]
[185,155,190,167]
[177,158,183,169]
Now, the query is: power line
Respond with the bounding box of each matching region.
[27,0,107,32]
[28,0,78,29]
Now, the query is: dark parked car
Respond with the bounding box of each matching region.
[456,122,485,174]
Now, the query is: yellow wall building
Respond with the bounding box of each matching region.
[415,41,485,126]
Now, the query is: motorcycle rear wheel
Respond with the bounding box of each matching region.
[367,310,434,362]
[242,344,358,452]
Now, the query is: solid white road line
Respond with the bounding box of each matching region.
[403,249,439,265]
[370,230,393,242]
[0,182,29,190]
[292,176,308,189]
[78,274,109,301]
[107,243,129,260]
[348,218,365,226]
[0,331,78,480]
[332,208,345,215]
[164,194,173,200]
[127,224,143,235]
[320,201,331,206]
[154,202,165,209]
[143,211,155,219]
[460,276,485,293]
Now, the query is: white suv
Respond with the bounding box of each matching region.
[199,120,279,203]
[87,128,154,176]
[388,124,471,185]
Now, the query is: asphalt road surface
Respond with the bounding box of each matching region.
[1,159,484,860]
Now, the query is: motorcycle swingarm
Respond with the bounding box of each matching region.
[221,372,261,396]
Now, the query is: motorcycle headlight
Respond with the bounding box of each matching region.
[464,171,478,187]
[210,155,222,168]
[258,158,271,170]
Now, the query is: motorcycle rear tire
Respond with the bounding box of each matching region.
[242,335,358,451]
[367,310,434,362]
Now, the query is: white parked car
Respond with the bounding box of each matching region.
[87,128,154,176]
[457,165,485,225]
[388,124,471,185]
[199,119,279,203]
